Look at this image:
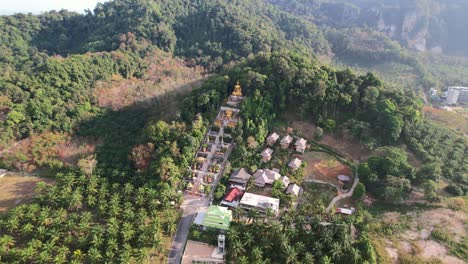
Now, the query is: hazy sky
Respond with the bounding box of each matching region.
[0,0,109,15]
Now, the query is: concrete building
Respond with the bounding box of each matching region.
[196,206,232,230]
[182,240,224,264]
[239,192,280,215]
[446,86,468,105]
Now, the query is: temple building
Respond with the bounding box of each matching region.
[227,81,245,107]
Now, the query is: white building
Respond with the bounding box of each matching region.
[446,86,468,105]
[239,192,280,215]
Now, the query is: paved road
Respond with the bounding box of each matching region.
[167,197,209,264]
[325,172,359,213]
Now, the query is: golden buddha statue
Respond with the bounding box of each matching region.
[232,81,243,97]
[226,109,233,118]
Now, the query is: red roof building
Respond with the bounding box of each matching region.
[223,187,244,203]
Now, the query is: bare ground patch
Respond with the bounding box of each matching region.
[95,49,206,110]
[0,174,54,213]
[291,120,371,161]
[384,206,467,264]
[303,151,351,187]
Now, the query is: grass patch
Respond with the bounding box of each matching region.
[430,228,468,260]
[366,202,439,216]
[302,182,337,207]
[188,225,219,245]
[0,174,54,213]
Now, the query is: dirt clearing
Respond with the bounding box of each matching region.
[383,205,467,264]
[0,174,54,213]
[303,151,351,186]
[291,120,371,161]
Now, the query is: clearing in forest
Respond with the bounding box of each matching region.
[0,174,54,213]
[374,197,468,264]
[303,151,352,187]
[423,106,468,135]
[301,182,337,207]
[291,120,371,161]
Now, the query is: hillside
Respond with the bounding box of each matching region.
[269,0,468,57]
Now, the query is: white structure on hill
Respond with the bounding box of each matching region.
[446,86,468,105]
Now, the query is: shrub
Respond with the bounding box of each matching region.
[314,127,324,140]
[445,184,464,196]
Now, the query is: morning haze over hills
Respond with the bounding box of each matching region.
[0,1,466,263]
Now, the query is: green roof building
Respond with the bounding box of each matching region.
[201,206,232,230]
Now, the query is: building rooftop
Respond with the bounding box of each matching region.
[229,168,252,185]
[239,192,280,213]
[280,176,290,188]
[223,187,244,203]
[253,169,281,186]
[288,158,302,169]
[201,206,232,230]
[182,240,224,264]
[337,175,351,182]
[295,138,307,147]
[267,132,280,142]
[286,184,301,196]
[281,135,293,144]
[261,148,274,157]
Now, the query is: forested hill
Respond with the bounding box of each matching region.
[0,0,332,147]
[268,0,468,57]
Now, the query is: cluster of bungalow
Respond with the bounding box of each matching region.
[261,133,306,171]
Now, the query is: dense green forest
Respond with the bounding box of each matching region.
[0,0,467,263]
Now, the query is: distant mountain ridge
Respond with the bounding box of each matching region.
[268,0,468,57]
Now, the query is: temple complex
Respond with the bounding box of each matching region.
[214,82,245,128]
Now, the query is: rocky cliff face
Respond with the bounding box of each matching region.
[320,0,468,56]
[268,0,468,57]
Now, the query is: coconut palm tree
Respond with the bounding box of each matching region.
[247,209,259,223]
[227,226,240,241]
[232,206,243,222]
[265,208,275,223]
[0,235,15,251]
[320,255,332,264]
[122,222,135,242]
[284,245,298,264]
[251,246,263,262]
[87,247,102,263]
[243,232,254,247]
[349,247,361,264]
[230,239,245,260]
